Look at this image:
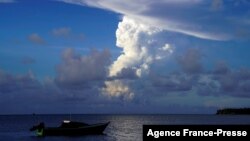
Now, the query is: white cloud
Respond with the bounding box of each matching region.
[58,0,250,40]
[109,16,172,77]
[102,80,134,100]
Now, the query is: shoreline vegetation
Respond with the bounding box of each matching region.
[216,108,250,115]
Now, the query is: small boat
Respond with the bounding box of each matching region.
[30,120,110,136]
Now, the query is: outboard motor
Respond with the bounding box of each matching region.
[30,122,45,131]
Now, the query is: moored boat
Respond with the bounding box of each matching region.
[30,120,110,136]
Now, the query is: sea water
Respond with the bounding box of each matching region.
[0,114,249,141]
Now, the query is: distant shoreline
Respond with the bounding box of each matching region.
[216,108,250,115]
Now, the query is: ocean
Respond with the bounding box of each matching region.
[0,114,250,141]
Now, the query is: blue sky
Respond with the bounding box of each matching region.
[0,0,250,114]
[0,0,119,78]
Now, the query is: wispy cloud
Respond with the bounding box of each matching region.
[0,0,16,3]
[21,56,36,65]
[51,27,84,40]
[59,0,250,40]
[52,27,71,37]
[27,33,46,45]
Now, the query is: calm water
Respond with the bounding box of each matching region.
[0,114,250,141]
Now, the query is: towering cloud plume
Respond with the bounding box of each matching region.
[109,16,172,77]
[102,16,172,99]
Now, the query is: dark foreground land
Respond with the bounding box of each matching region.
[216,108,250,115]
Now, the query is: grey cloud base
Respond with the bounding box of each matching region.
[1,48,250,114]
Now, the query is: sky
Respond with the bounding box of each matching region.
[0,0,250,114]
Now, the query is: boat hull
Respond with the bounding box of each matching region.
[40,122,109,136]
